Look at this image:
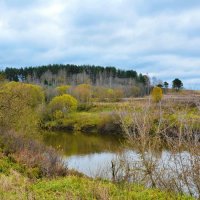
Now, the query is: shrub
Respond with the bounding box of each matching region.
[73,84,92,103]
[130,86,141,97]
[0,82,44,132]
[92,87,107,101]
[56,85,71,95]
[98,112,122,134]
[48,94,78,119]
[151,87,163,103]
[1,81,44,108]
[0,130,67,177]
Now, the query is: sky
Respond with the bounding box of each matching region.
[0,0,200,89]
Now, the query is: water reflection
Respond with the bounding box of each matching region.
[43,131,164,178]
[43,131,123,156]
[43,131,199,198]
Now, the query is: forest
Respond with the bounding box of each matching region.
[4,64,148,85]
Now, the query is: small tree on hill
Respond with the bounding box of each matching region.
[172,78,183,91]
[151,87,163,103]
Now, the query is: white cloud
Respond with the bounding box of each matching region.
[0,0,200,88]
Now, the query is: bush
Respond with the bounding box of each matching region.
[0,82,44,132]
[0,130,67,177]
[48,94,78,119]
[1,81,44,108]
[151,87,163,103]
[56,85,71,95]
[73,84,92,103]
[98,112,122,134]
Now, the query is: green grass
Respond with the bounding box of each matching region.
[44,110,121,134]
[0,154,25,175]
[0,174,194,200]
[30,176,193,200]
[45,112,101,131]
[0,154,194,200]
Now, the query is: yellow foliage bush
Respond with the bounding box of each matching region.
[151,87,163,103]
[48,94,78,119]
[56,85,71,95]
[0,82,45,132]
[2,81,45,107]
[73,84,91,103]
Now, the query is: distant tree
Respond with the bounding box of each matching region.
[151,87,163,103]
[4,65,147,89]
[163,82,169,89]
[0,72,6,82]
[172,78,183,91]
[163,81,169,94]
[44,79,48,85]
[157,84,163,88]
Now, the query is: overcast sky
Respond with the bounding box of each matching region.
[0,0,200,88]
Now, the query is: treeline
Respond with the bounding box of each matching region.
[3,64,149,88]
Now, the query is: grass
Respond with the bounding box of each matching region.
[0,153,27,176]
[30,176,194,200]
[44,99,200,135]
[0,172,194,200]
[44,110,121,134]
[0,153,195,200]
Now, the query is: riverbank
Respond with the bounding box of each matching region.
[0,153,193,200]
[43,103,123,134]
[42,99,200,136]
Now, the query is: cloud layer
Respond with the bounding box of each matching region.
[0,0,200,88]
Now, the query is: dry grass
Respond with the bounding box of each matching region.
[118,98,200,198]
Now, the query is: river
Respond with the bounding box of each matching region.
[43,131,199,197]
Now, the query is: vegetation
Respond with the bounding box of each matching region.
[73,84,92,103]
[0,82,44,133]
[151,87,163,102]
[48,94,78,120]
[119,100,200,198]
[172,78,183,91]
[4,64,148,87]
[0,65,198,199]
[0,152,193,200]
[163,81,169,89]
[56,85,71,95]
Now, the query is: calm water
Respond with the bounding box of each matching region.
[43,131,125,177]
[42,131,188,179]
[43,131,198,197]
